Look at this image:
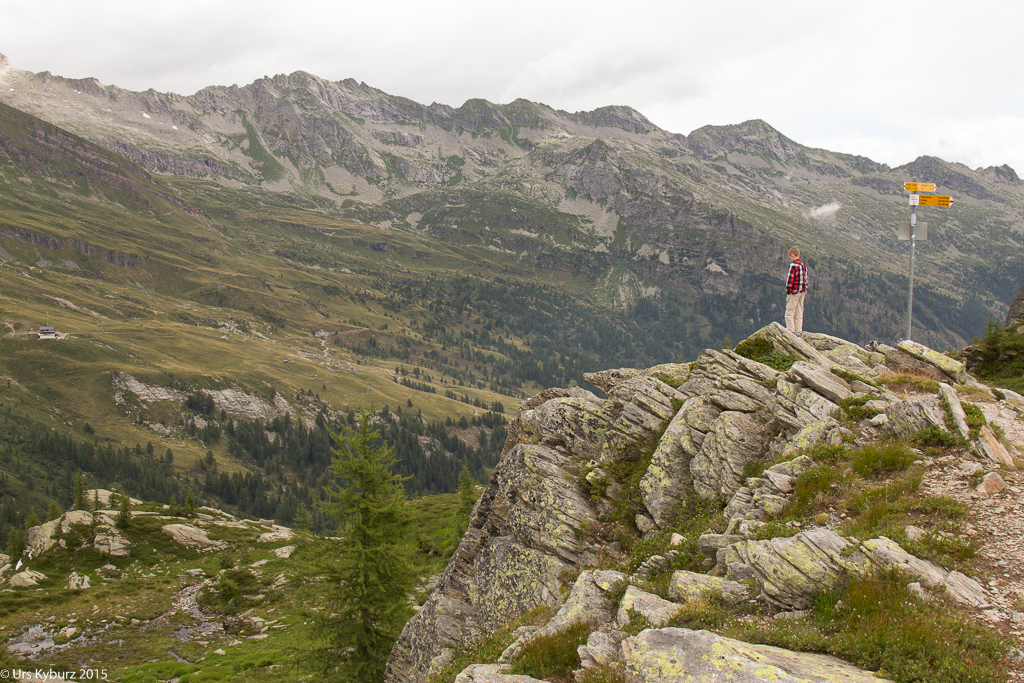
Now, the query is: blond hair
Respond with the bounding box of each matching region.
[789,247,801,258]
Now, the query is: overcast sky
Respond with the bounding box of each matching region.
[2,0,1023,174]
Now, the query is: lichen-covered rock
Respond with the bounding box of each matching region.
[974,425,1015,468]
[861,536,988,607]
[789,362,852,404]
[747,322,835,369]
[27,518,61,557]
[939,384,970,438]
[885,401,930,440]
[514,391,613,461]
[622,628,892,682]
[668,570,750,605]
[578,630,625,670]
[728,529,869,610]
[690,411,773,499]
[601,377,685,461]
[387,401,600,683]
[879,345,949,382]
[615,586,683,629]
[500,569,623,662]
[644,363,692,388]
[778,420,835,459]
[497,444,599,564]
[897,340,968,384]
[583,368,642,393]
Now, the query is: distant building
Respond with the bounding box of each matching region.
[37,325,57,339]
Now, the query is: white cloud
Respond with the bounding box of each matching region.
[805,202,842,219]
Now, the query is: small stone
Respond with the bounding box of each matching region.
[669,533,685,547]
[869,413,888,426]
[976,472,1007,495]
[904,525,925,542]
[635,514,655,534]
[214,648,226,655]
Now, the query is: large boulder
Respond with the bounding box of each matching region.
[9,569,46,588]
[896,341,968,384]
[614,586,683,629]
[861,537,989,607]
[622,628,892,682]
[724,529,869,610]
[162,524,226,548]
[668,570,750,605]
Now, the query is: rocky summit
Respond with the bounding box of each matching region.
[385,322,1024,682]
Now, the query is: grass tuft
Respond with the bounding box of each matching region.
[508,621,591,680]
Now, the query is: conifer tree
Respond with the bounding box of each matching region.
[314,410,414,682]
[458,465,476,518]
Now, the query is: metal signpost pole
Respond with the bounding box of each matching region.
[907,208,916,341]
[900,182,949,342]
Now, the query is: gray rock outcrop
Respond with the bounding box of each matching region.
[387,326,990,683]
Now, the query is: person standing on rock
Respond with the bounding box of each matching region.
[785,247,807,333]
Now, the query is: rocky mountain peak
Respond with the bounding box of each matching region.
[686,118,804,162]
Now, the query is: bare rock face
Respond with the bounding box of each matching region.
[1007,284,1024,327]
[112,372,291,420]
[622,628,892,682]
[162,524,227,548]
[386,367,681,683]
[10,570,47,588]
[67,572,91,590]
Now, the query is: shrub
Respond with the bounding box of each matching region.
[802,443,849,463]
[838,396,879,421]
[911,426,963,449]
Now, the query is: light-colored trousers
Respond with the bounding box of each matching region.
[785,292,805,333]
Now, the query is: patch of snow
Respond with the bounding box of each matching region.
[705,262,727,275]
[142,112,151,119]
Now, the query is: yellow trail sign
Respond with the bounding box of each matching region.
[916,194,953,207]
[905,182,937,192]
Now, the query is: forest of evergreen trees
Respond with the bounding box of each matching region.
[0,405,506,551]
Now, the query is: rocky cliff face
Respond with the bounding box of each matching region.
[385,324,1021,682]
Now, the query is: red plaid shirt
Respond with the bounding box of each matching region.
[786,258,807,295]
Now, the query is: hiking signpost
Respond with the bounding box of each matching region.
[900,181,954,341]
